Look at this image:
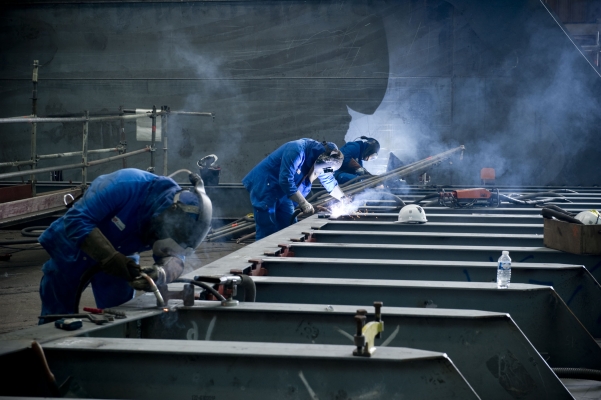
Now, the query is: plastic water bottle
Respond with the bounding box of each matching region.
[497,251,512,289]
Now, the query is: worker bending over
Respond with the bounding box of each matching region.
[334,136,380,184]
[243,138,349,240]
[38,168,212,320]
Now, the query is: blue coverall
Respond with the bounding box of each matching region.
[242,139,339,240]
[334,140,370,184]
[38,168,181,316]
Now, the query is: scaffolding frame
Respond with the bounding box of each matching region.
[0,60,214,198]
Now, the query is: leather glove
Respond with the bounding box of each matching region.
[329,185,346,201]
[289,190,315,215]
[356,167,367,176]
[80,228,141,281]
[103,253,141,282]
[130,264,166,291]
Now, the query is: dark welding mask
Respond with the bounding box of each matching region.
[152,174,212,251]
[359,136,380,161]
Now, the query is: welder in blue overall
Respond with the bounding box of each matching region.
[38,168,212,320]
[334,136,380,184]
[242,139,350,240]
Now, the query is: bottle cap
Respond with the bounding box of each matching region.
[502,251,509,255]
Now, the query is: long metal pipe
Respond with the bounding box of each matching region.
[0,147,150,180]
[0,112,166,125]
[148,106,156,173]
[313,146,465,208]
[81,111,89,185]
[0,148,121,168]
[30,60,39,196]
[0,160,36,168]
[162,105,169,176]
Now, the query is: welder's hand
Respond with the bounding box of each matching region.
[299,199,315,215]
[102,253,141,282]
[356,167,367,176]
[130,264,167,291]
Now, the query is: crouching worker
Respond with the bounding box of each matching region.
[38,168,212,321]
[242,138,350,240]
[334,136,380,184]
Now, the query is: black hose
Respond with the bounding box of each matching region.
[0,238,40,245]
[290,208,303,225]
[552,368,601,381]
[73,264,102,314]
[234,274,256,302]
[540,204,575,216]
[177,279,227,302]
[541,208,584,224]
[411,193,440,205]
[21,226,48,237]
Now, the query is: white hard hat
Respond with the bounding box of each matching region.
[575,210,601,225]
[398,204,427,224]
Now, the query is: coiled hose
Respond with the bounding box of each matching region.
[552,368,601,381]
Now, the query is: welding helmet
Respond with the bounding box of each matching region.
[152,175,213,250]
[359,136,380,161]
[314,142,344,175]
[398,204,427,224]
[575,210,601,225]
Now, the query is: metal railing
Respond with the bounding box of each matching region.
[0,60,214,196]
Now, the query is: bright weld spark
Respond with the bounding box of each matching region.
[329,202,360,218]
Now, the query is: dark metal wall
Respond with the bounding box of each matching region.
[1,0,600,185]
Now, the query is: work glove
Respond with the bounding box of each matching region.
[80,228,141,281]
[329,185,347,202]
[290,190,315,215]
[102,253,142,282]
[130,264,166,291]
[130,238,186,291]
[356,167,367,176]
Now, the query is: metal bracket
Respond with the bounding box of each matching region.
[353,302,384,357]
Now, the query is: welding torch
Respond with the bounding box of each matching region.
[139,271,165,307]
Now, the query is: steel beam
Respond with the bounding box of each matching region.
[313,221,544,234]
[271,243,601,283]
[92,302,571,400]
[249,258,601,338]
[247,277,601,369]
[41,338,479,400]
[302,230,544,247]
[328,213,543,223]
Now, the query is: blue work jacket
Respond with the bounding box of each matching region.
[242,138,339,209]
[335,141,368,178]
[39,169,181,273]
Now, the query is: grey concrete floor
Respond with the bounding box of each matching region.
[0,229,247,334]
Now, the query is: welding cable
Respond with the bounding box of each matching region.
[0,238,41,245]
[167,169,193,179]
[290,209,303,225]
[514,192,572,201]
[371,192,406,207]
[175,278,227,302]
[205,222,255,242]
[410,193,440,205]
[21,226,48,237]
[552,368,601,381]
[539,204,575,216]
[73,264,103,313]
[541,208,584,224]
[233,273,256,302]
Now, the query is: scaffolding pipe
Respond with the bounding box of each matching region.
[0,147,150,181]
[38,147,121,160]
[148,106,157,174]
[81,111,89,186]
[119,106,127,169]
[30,60,39,196]
[162,105,169,176]
[0,160,36,168]
[0,112,166,125]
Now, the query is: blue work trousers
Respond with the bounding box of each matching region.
[253,196,296,240]
[39,256,137,322]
